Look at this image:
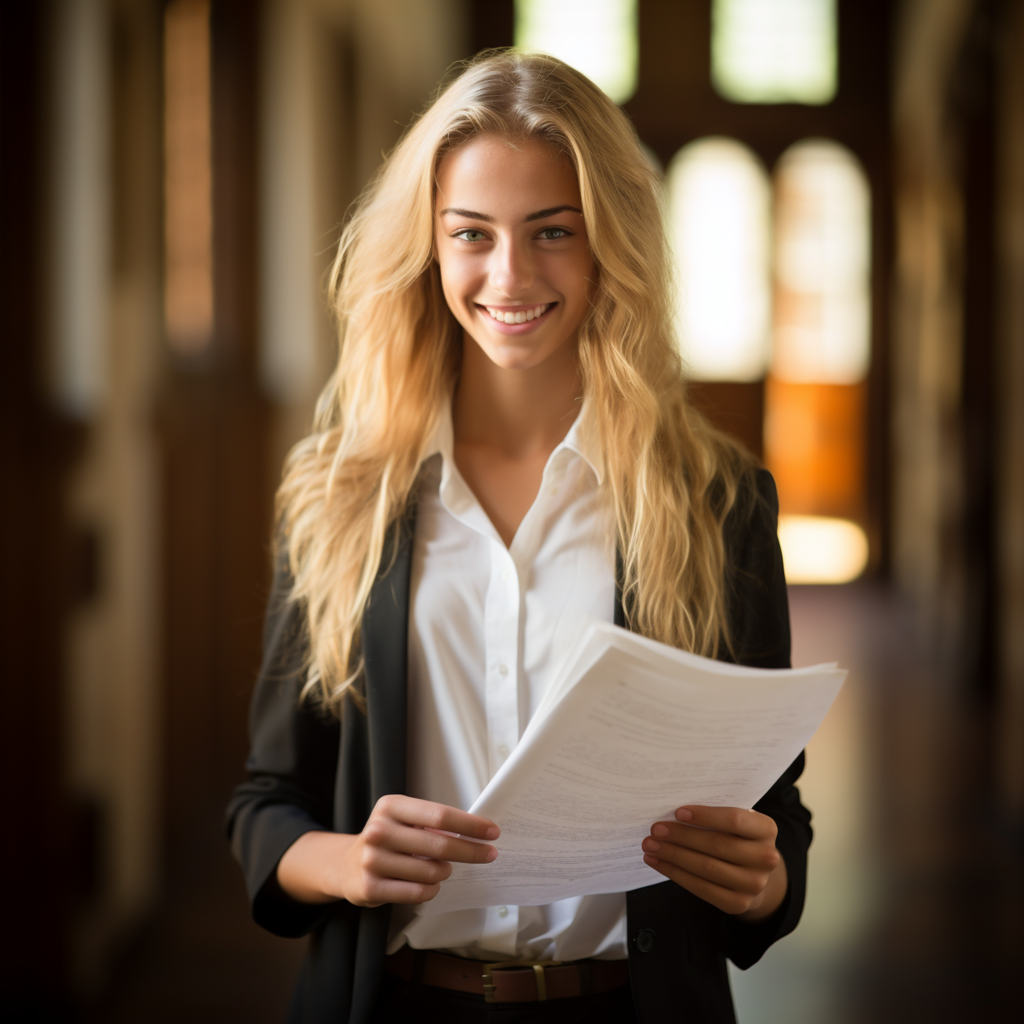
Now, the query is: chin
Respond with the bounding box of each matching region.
[484,346,545,372]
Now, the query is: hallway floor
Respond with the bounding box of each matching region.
[87,583,1022,1022]
[732,584,1022,1023]
[84,842,306,1024]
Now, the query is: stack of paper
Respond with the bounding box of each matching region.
[420,620,845,914]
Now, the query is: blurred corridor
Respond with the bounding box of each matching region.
[78,583,1024,1024]
[2,1,1022,1021]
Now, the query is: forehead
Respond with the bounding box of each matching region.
[435,134,581,212]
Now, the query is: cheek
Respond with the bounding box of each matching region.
[436,252,475,309]
[549,243,593,293]
[564,254,595,309]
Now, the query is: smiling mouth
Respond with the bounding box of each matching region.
[480,302,556,325]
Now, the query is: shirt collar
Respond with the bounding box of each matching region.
[559,400,604,485]
[423,397,605,487]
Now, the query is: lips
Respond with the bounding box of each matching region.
[480,302,556,325]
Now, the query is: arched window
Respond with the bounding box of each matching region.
[772,140,871,383]
[711,0,838,105]
[666,138,771,381]
[766,139,872,582]
[514,0,638,104]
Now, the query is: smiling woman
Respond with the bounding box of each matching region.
[226,49,811,1024]
[435,135,593,373]
[434,135,596,543]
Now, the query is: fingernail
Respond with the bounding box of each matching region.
[485,847,498,862]
[485,826,500,840]
[675,808,693,822]
[652,823,670,838]
[645,839,661,852]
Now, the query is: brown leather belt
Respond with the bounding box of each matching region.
[384,945,630,1003]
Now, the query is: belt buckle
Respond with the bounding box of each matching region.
[482,959,563,1003]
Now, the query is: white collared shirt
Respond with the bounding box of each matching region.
[386,402,628,961]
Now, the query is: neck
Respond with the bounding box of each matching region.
[452,336,582,458]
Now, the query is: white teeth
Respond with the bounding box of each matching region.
[485,303,549,324]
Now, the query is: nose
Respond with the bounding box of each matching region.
[488,234,534,298]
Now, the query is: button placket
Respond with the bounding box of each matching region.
[481,903,520,957]
[484,543,520,778]
[402,416,625,963]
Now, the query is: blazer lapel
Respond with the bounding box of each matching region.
[361,506,416,801]
[614,548,627,628]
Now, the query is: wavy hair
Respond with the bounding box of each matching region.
[277,50,755,716]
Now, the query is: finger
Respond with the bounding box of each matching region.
[374,794,500,840]
[648,821,779,870]
[673,806,777,842]
[363,876,444,907]
[362,847,455,887]
[641,836,772,894]
[641,855,761,916]
[363,817,498,864]
[402,830,499,865]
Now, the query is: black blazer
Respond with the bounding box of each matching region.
[226,468,811,1024]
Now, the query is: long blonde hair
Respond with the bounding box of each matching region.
[278,50,755,716]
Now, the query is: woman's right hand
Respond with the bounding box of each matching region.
[276,794,500,907]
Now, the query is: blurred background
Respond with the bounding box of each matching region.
[1,0,1022,1020]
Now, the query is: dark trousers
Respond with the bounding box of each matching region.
[371,972,639,1024]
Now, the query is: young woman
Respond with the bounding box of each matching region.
[227,50,810,1024]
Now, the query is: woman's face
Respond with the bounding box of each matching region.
[434,134,595,373]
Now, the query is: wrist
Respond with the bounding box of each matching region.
[277,829,358,904]
[738,855,788,923]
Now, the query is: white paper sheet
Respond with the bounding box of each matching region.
[419,620,846,915]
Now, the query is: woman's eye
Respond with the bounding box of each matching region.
[538,227,570,241]
[453,228,487,242]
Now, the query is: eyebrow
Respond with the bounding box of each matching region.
[438,205,583,223]
[525,205,583,222]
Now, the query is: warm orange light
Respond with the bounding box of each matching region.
[764,377,865,520]
[164,0,212,354]
[778,515,868,584]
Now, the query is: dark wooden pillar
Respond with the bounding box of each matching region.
[469,0,513,51]
[0,1,78,1012]
[159,0,272,879]
[954,1,999,701]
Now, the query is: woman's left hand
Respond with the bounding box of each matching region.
[641,806,787,922]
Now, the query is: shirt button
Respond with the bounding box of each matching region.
[497,743,509,759]
[501,569,510,582]
[499,664,509,676]
[497,906,509,918]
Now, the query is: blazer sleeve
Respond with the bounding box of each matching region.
[722,468,813,969]
[224,557,342,938]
